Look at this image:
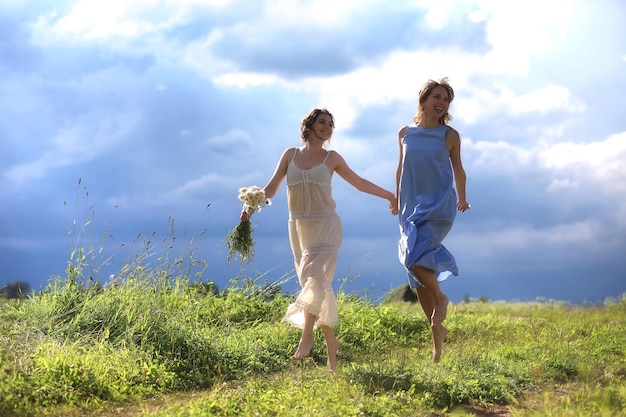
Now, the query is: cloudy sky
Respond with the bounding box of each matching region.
[1,0,625,303]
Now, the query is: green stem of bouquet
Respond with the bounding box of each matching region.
[225,220,255,264]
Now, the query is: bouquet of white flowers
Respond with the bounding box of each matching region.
[224,186,271,264]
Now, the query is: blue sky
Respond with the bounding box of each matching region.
[1,0,625,303]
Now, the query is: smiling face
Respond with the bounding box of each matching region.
[413,79,455,126]
[421,86,451,121]
[309,113,334,141]
[301,108,335,142]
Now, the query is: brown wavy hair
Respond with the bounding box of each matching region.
[300,108,335,142]
[412,77,455,125]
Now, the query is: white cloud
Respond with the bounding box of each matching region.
[546,178,578,192]
[476,0,573,74]
[470,139,536,172]
[201,0,583,128]
[181,30,236,79]
[166,173,233,198]
[29,0,230,41]
[511,84,585,115]
[2,0,624,302]
[456,82,586,126]
[203,129,253,151]
[213,72,284,89]
[466,131,626,198]
[28,0,585,130]
[263,0,372,27]
[538,132,626,193]
[409,0,574,78]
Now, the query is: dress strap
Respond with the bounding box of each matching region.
[322,150,331,163]
[291,148,298,162]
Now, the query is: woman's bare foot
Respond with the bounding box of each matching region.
[326,339,340,372]
[292,334,314,360]
[432,323,448,363]
[431,294,449,326]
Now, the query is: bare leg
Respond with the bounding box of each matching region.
[414,269,449,363]
[320,325,340,372]
[411,266,448,325]
[431,323,448,363]
[415,286,435,321]
[292,311,316,359]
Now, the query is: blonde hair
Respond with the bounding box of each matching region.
[412,77,455,125]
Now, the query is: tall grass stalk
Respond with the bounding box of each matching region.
[1,182,624,416]
[2,278,624,416]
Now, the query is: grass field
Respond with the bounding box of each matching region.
[1,271,624,417]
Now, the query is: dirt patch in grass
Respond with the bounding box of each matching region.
[456,404,511,417]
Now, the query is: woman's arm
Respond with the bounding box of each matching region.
[241,148,292,221]
[396,126,407,206]
[446,129,469,212]
[262,148,292,200]
[330,151,398,214]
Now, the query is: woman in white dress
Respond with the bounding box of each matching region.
[242,108,397,371]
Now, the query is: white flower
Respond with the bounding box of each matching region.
[238,185,271,215]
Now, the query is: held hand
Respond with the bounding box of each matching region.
[240,209,251,221]
[457,200,471,213]
[388,199,398,216]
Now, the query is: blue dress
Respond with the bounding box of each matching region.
[398,124,458,289]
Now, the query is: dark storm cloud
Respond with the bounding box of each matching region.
[210,4,489,78]
[0,0,624,304]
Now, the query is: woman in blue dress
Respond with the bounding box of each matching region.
[396,78,470,363]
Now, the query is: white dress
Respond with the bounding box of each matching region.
[283,148,342,329]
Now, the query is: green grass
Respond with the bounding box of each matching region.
[1,274,625,417]
[4,181,621,416]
